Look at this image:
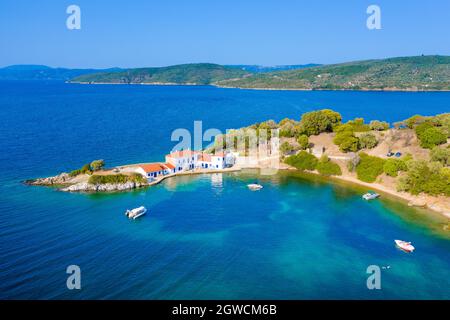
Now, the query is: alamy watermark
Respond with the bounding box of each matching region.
[66,265,81,290]
[366,265,382,290]
[367,5,382,30]
[66,5,81,30]
[170,121,280,175]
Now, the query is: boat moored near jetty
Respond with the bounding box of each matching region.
[362,192,380,201]
[395,239,415,252]
[247,183,263,191]
[125,206,147,220]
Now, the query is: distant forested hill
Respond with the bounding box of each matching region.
[0,65,122,81]
[71,63,251,85]
[226,64,321,73]
[217,56,450,91]
[5,56,449,91]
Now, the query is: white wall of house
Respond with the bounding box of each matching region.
[211,155,225,169]
[134,167,148,178]
[166,153,199,172]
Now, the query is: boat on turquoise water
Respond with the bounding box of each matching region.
[247,183,263,191]
[395,239,415,252]
[362,192,380,200]
[125,206,147,220]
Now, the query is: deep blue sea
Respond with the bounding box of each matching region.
[0,81,449,299]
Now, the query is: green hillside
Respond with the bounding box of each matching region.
[217,56,450,91]
[71,63,251,85]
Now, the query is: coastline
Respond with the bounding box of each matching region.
[275,165,450,219]
[68,81,450,92]
[26,162,450,219]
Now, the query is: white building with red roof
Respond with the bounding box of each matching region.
[135,163,175,180]
[165,150,200,172]
[130,149,234,181]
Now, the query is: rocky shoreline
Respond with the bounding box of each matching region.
[60,181,148,192]
[25,172,149,192]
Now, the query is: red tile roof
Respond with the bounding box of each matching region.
[163,163,175,169]
[212,152,225,157]
[139,163,167,173]
[166,150,199,159]
[198,153,211,162]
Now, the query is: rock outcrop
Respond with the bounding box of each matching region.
[61,181,147,192]
[25,173,71,186]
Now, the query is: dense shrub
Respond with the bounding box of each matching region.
[397,160,450,196]
[347,118,370,132]
[69,169,82,177]
[88,173,145,185]
[285,151,318,171]
[406,115,428,129]
[356,153,385,183]
[90,159,105,171]
[418,127,447,149]
[358,133,378,149]
[415,122,447,149]
[316,155,342,176]
[339,136,360,152]
[383,158,407,177]
[369,120,390,131]
[69,163,93,177]
[297,134,309,150]
[279,118,299,137]
[280,141,295,155]
[435,113,450,137]
[430,146,450,166]
[333,125,360,152]
[299,109,342,136]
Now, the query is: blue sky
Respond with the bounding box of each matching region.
[0,0,449,68]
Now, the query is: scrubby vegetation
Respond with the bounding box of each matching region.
[415,122,447,149]
[316,155,342,176]
[369,120,390,131]
[285,151,318,171]
[90,159,105,171]
[397,160,450,196]
[69,160,106,177]
[358,133,378,149]
[280,141,295,155]
[356,153,385,183]
[297,134,309,150]
[298,109,342,136]
[69,163,93,177]
[333,124,359,152]
[347,118,370,132]
[88,173,146,185]
[383,158,407,177]
[279,118,301,138]
[430,146,450,166]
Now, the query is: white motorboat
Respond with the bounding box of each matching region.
[247,183,263,191]
[125,206,147,220]
[395,239,415,252]
[362,192,380,200]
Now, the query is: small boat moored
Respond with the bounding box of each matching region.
[247,183,263,191]
[125,206,147,220]
[395,239,415,252]
[362,192,380,200]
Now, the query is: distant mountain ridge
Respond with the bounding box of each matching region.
[70,63,250,85]
[226,64,321,73]
[0,65,122,81]
[2,56,449,91]
[218,55,450,91]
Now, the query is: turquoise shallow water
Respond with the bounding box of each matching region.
[0,81,449,299]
